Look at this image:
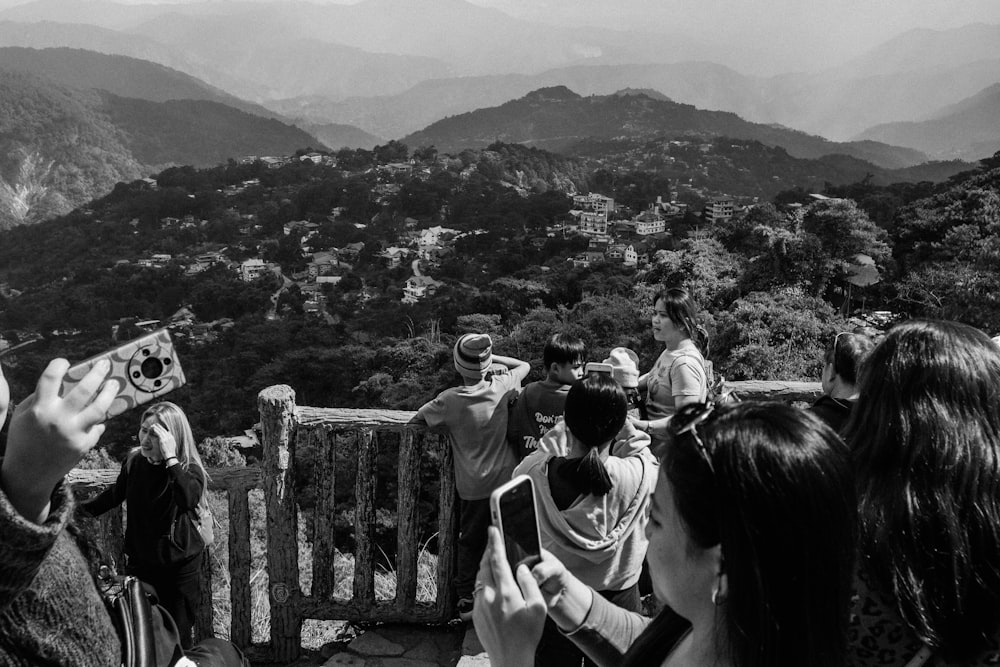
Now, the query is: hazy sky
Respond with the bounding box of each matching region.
[3,0,999,73]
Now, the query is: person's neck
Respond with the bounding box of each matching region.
[828,379,858,401]
[461,376,486,387]
[668,612,732,667]
[665,336,694,353]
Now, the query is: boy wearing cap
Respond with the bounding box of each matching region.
[412,333,529,620]
[506,333,586,460]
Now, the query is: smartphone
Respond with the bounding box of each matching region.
[585,362,613,376]
[489,474,543,572]
[61,328,186,419]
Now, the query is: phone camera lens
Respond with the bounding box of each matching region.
[140,356,164,379]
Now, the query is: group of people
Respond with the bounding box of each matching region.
[464,307,1000,666]
[0,359,242,665]
[4,285,1000,667]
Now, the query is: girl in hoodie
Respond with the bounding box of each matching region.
[514,372,657,667]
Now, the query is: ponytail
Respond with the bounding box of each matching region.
[557,446,614,496]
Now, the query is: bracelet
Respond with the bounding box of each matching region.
[165,456,179,466]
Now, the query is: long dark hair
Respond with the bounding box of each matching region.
[558,373,627,497]
[845,319,1000,660]
[626,402,856,667]
[655,287,709,356]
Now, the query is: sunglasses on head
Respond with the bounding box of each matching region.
[672,402,717,474]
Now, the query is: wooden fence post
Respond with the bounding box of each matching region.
[259,384,300,662]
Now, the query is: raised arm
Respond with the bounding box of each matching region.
[492,354,531,385]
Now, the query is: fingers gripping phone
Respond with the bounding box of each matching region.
[61,328,186,419]
[490,475,543,572]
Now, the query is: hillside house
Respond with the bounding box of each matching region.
[340,242,365,262]
[578,211,610,236]
[704,197,735,223]
[572,193,615,218]
[632,208,667,235]
[240,258,269,282]
[402,275,442,303]
[380,246,410,268]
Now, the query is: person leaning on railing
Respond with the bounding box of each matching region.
[473,401,857,667]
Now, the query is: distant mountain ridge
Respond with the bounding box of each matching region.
[0,50,326,228]
[401,87,928,168]
[855,83,1000,161]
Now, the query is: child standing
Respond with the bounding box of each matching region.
[412,333,529,620]
[506,333,586,459]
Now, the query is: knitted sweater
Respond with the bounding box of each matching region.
[0,474,122,666]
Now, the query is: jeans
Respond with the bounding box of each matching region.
[455,497,491,600]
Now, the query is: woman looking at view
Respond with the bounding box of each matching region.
[846,319,1000,666]
[631,287,709,441]
[84,401,209,648]
[474,401,857,667]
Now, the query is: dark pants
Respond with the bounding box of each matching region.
[130,551,204,649]
[535,583,641,667]
[455,497,491,600]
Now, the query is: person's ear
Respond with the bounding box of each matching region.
[710,547,728,605]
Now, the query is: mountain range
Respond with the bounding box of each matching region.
[401,87,929,169]
[1,0,999,157]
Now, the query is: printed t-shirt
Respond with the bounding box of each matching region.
[506,380,570,459]
[417,373,520,500]
[645,342,707,421]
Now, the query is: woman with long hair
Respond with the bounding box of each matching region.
[515,372,656,666]
[475,401,857,667]
[84,401,210,648]
[845,319,1000,665]
[631,287,710,440]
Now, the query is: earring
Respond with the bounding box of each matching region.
[711,579,726,605]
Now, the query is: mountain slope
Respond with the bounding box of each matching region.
[0,70,141,229]
[855,83,1000,161]
[401,87,928,168]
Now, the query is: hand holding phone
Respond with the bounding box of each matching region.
[490,475,543,573]
[584,362,613,376]
[61,329,186,419]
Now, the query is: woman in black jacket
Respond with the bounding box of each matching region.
[86,401,209,648]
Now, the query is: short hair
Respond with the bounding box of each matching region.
[647,402,856,667]
[653,287,709,356]
[824,331,875,385]
[543,333,586,368]
[559,374,627,497]
[846,319,1000,660]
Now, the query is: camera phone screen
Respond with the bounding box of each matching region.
[499,479,541,571]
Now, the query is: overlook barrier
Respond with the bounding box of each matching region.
[70,379,820,662]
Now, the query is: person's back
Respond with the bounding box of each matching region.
[507,333,585,459]
[413,333,529,618]
[845,320,1000,666]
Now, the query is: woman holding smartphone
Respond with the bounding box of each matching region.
[84,401,209,648]
[474,401,856,667]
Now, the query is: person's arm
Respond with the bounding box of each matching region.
[610,420,651,457]
[563,591,653,665]
[492,354,530,385]
[81,457,129,517]
[671,357,707,408]
[152,424,204,511]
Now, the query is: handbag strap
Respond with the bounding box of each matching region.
[904,644,934,667]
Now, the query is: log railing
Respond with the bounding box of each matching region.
[71,379,821,662]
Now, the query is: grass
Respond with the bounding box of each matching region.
[204,489,441,650]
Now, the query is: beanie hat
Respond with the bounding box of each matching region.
[604,347,640,388]
[454,333,493,379]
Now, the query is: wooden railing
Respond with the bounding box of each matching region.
[71,379,821,662]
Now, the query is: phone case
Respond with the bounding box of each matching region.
[490,474,543,571]
[62,328,186,418]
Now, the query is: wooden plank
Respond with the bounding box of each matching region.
[726,380,822,403]
[258,384,301,663]
[196,546,213,641]
[435,432,458,620]
[352,429,377,607]
[69,466,261,494]
[395,430,421,613]
[229,489,252,650]
[299,597,448,624]
[311,427,338,600]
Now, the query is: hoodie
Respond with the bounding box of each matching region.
[514,432,657,591]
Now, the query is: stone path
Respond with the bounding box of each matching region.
[257,623,488,666]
